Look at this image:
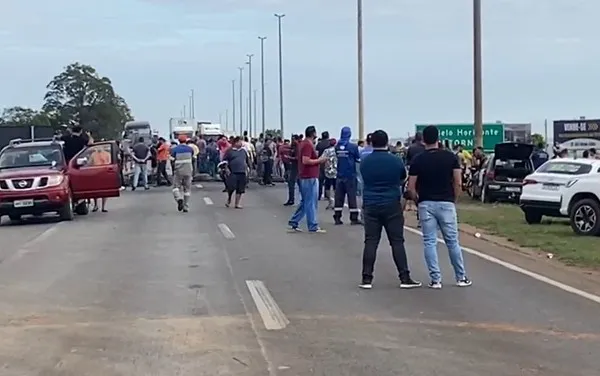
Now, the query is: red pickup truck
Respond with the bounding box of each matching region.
[0,138,121,223]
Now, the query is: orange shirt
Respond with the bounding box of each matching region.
[157,143,170,161]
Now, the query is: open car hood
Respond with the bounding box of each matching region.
[494,142,534,160]
[0,166,63,180]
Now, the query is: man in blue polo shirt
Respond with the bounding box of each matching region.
[358,129,421,290]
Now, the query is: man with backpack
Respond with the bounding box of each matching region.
[261,136,276,186]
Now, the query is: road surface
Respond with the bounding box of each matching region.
[0,183,599,375]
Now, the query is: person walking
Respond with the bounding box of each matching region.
[155,137,172,186]
[131,137,151,191]
[223,137,249,209]
[261,136,276,186]
[406,125,472,289]
[359,130,421,289]
[288,125,327,233]
[333,126,361,225]
[171,138,195,212]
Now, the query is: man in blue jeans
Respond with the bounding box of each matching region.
[288,125,327,233]
[406,125,472,289]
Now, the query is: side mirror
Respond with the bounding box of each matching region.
[75,157,88,167]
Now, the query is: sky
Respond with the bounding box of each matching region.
[1,0,599,139]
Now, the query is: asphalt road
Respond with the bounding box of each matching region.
[0,182,599,375]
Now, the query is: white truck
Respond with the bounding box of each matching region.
[169,118,195,142]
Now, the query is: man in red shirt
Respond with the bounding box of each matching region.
[288,125,327,233]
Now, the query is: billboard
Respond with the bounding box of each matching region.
[553,119,600,150]
[415,123,504,151]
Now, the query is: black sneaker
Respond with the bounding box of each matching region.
[334,219,343,225]
[359,280,373,289]
[177,199,184,212]
[283,201,294,206]
[400,279,422,289]
[428,281,443,289]
[456,278,472,287]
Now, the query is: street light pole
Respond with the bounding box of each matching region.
[258,36,267,137]
[473,0,483,148]
[231,79,236,131]
[275,13,285,137]
[238,67,244,136]
[190,89,195,118]
[246,54,254,138]
[356,0,365,141]
[253,89,258,136]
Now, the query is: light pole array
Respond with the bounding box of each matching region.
[275,13,285,137]
[356,0,364,141]
[231,79,236,131]
[246,54,254,137]
[238,67,244,136]
[473,0,483,148]
[258,36,267,136]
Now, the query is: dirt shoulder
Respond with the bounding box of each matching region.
[404,212,600,297]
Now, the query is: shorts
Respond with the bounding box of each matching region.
[227,172,247,194]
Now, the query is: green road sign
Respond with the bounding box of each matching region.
[415,123,505,151]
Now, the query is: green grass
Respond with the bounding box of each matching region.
[456,201,600,268]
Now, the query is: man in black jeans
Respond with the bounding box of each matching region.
[358,130,421,289]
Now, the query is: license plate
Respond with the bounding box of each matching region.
[542,185,559,191]
[13,199,34,208]
[505,187,521,192]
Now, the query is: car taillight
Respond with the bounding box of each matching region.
[486,171,495,180]
[522,179,538,186]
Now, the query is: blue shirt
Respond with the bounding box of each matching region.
[360,149,407,206]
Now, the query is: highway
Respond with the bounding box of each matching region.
[0,183,598,375]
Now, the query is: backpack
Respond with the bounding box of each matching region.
[324,147,337,179]
[261,141,273,161]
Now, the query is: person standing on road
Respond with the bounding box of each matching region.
[316,131,330,200]
[131,137,151,191]
[170,138,195,212]
[223,137,249,209]
[155,137,172,186]
[62,125,93,163]
[358,130,421,290]
[288,125,327,233]
[406,125,472,289]
[283,135,300,206]
[322,138,337,210]
[333,126,361,225]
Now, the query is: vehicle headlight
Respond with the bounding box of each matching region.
[46,175,64,187]
[566,179,578,188]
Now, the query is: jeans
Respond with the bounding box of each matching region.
[156,160,170,185]
[133,163,148,188]
[418,201,467,282]
[286,167,298,203]
[288,178,319,231]
[362,202,411,282]
[263,159,273,185]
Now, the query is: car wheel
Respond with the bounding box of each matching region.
[523,208,543,224]
[59,194,74,221]
[74,201,89,216]
[8,214,21,222]
[569,198,600,236]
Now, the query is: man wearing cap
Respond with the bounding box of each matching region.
[171,137,195,212]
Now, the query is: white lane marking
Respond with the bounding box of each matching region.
[218,223,235,239]
[404,226,600,305]
[203,197,214,205]
[246,280,289,330]
[4,223,62,263]
[195,184,203,189]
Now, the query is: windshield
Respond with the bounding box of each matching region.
[0,145,65,170]
[537,161,592,175]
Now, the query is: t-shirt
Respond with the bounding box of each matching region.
[406,143,425,166]
[224,148,248,174]
[132,142,150,163]
[409,148,460,203]
[297,139,319,179]
[157,143,170,161]
[62,133,90,162]
[361,150,406,206]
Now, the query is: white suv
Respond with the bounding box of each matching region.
[559,173,600,236]
[520,158,600,224]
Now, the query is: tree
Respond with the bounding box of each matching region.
[531,133,545,147]
[0,106,52,127]
[43,62,133,139]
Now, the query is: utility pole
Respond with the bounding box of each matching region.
[275,13,285,137]
[231,79,236,131]
[253,89,258,136]
[238,67,244,136]
[225,109,229,130]
[219,112,223,125]
[190,89,195,118]
[258,36,267,136]
[246,54,254,137]
[473,0,483,148]
[356,0,365,141]
[183,105,186,118]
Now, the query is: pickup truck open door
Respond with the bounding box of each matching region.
[69,141,121,200]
